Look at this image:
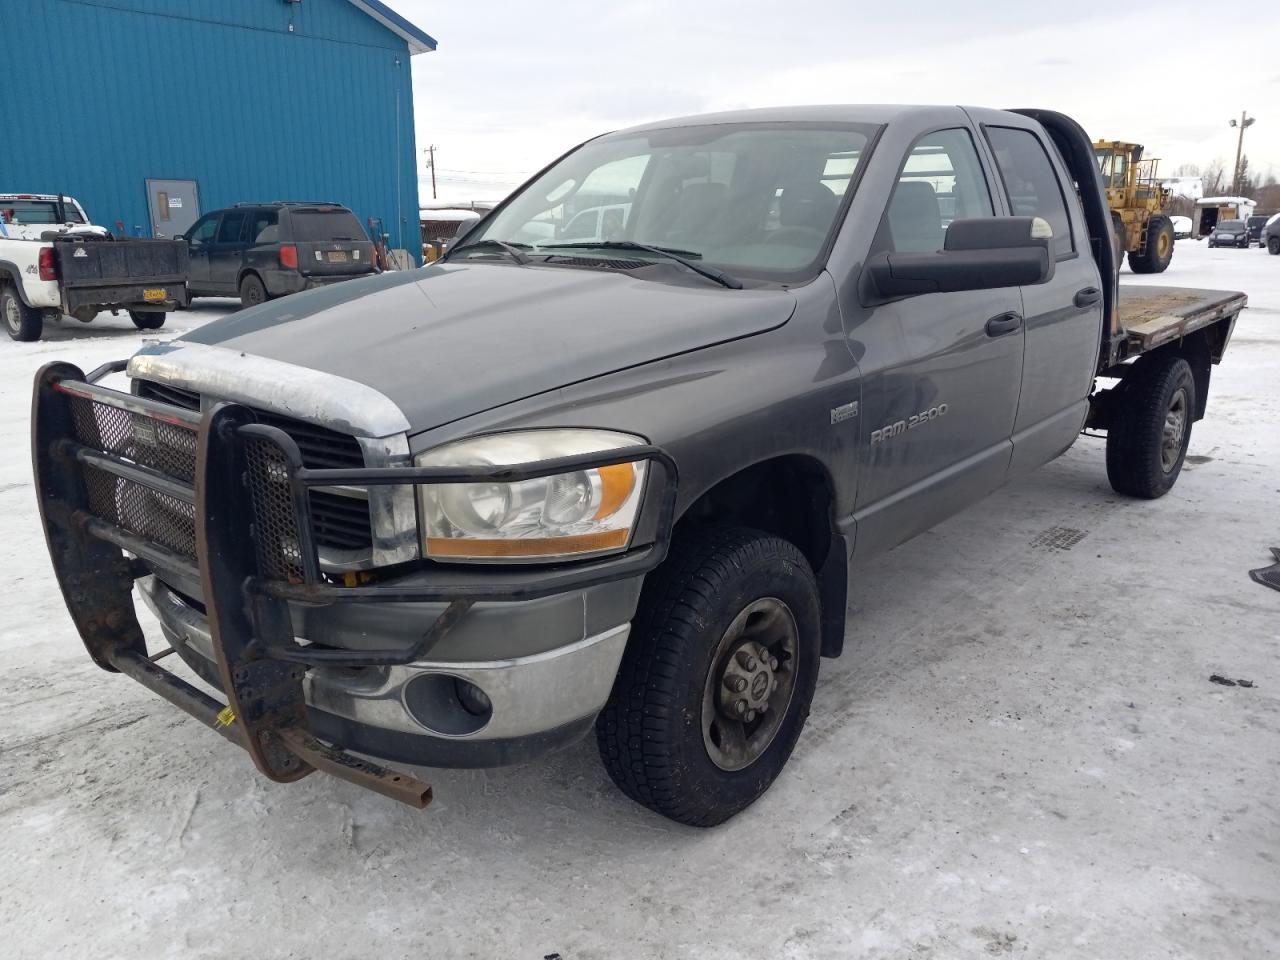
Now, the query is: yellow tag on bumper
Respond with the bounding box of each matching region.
[215,707,236,727]
[142,287,167,302]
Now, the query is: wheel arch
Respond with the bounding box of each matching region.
[0,260,32,305]
[673,453,849,658]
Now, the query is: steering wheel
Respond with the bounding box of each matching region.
[764,225,825,246]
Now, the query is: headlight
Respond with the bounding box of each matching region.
[415,429,648,562]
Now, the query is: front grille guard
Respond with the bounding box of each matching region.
[32,362,678,808]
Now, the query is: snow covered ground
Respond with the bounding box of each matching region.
[1,245,1278,959]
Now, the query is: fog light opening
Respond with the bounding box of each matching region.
[404,673,493,737]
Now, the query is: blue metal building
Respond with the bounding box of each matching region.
[2,0,434,260]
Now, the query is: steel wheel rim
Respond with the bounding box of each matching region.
[4,296,19,334]
[1157,231,1171,258]
[1161,388,1188,472]
[701,597,799,772]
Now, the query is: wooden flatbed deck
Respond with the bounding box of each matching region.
[1117,284,1247,354]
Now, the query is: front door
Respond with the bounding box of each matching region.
[980,120,1104,475]
[146,178,200,238]
[184,213,220,294]
[849,126,1026,557]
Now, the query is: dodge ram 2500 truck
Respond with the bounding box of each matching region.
[33,106,1245,826]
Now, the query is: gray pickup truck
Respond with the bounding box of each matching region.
[33,105,1245,826]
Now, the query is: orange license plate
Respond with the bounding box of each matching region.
[142,288,167,302]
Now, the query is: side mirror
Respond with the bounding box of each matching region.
[451,218,479,246]
[866,216,1055,299]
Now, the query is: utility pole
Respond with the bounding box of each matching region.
[425,144,437,201]
[1229,112,1256,195]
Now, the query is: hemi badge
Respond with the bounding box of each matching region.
[830,401,859,424]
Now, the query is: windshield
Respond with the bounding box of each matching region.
[0,199,85,225]
[464,121,877,282]
[1218,220,1243,230]
[1247,217,1266,227]
[288,208,364,242]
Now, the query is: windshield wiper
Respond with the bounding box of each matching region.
[450,238,531,265]
[541,241,743,289]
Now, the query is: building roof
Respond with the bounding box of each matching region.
[348,0,437,54]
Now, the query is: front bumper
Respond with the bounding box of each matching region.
[138,573,637,767]
[32,362,676,807]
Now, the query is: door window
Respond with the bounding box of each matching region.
[188,215,218,245]
[985,127,1075,255]
[885,128,994,253]
[216,211,247,244]
[251,211,279,243]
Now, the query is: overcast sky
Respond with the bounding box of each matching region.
[396,0,1280,206]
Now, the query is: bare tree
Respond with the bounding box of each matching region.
[1202,159,1227,196]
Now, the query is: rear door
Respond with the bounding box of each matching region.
[979,118,1103,475]
[284,206,375,278]
[209,210,249,292]
[850,126,1026,556]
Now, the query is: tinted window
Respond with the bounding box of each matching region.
[288,208,364,241]
[885,128,993,253]
[216,211,247,244]
[986,126,1074,255]
[189,215,218,244]
[1218,220,1243,230]
[251,211,279,243]
[0,199,85,224]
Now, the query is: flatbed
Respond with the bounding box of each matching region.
[1115,284,1246,360]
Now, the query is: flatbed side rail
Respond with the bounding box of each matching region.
[31,362,678,809]
[1105,286,1248,372]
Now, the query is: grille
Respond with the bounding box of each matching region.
[68,394,199,559]
[134,379,373,553]
[244,437,306,582]
[69,394,197,483]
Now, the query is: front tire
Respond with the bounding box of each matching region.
[2,285,43,341]
[596,526,821,826]
[1128,215,1175,273]
[1106,355,1196,499]
[129,311,166,330]
[1269,237,1280,255]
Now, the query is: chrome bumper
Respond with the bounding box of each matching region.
[138,575,630,752]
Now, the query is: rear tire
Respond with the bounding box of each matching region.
[239,273,267,308]
[1106,355,1196,499]
[1128,215,1175,274]
[129,311,166,330]
[2,284,43,341]
[595,525,821,827]
[1269,236,1280,255]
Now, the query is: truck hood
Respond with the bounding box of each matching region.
[167,263,796,434]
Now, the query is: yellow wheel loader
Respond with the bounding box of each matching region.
[1093,140,1175,273]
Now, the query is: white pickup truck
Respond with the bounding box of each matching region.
[1,193,187,341]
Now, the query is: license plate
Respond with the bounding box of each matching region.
[142,287,167,302]
[326,251,349,263]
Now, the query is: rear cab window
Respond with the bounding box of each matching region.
[286,208,365,242]
[984,126,1076,257]
[0,199,86,225]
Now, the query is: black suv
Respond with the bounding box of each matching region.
[1245,214,1269,247]
[1207,219,1249,248]
[181,202,377,307]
